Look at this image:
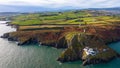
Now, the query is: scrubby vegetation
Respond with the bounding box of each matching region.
[2,10,120,66]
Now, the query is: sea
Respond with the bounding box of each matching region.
[0,21,120,68]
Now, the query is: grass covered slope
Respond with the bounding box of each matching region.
[10,10,120,26]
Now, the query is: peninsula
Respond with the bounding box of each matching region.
[1,10,120,66]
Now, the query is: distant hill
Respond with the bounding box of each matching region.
[87,7,120,14]
[0,5,79,12]
[88,7,120,10]
[0,5,120,13]
[0,12,21,17]
[0,5,120,17]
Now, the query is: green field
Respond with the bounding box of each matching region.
[11,10,120,26]
[11,11,89,25]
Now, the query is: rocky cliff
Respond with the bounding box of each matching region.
[1,24,120,66]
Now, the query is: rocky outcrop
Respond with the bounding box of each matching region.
[1,31,68,48]
[18,38,39,45]
[57,32,120,66]
[1,24,120,66]
[1,33,9,38]
[82,52,120,66]
[55,37,68,48]
[57,47,80,62]
[82,59,106,66]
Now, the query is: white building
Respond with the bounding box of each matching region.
[83,47,97,56]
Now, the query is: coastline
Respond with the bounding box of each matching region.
[1,22,120,66]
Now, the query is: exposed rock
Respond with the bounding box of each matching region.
[40,37,68,48]
[55,37,68,48]
[1,24,120,66]
[82,56,116,66]
[1,33,9,38]
[82,59,103,66]
[18,38,39,45]
[8,37,18,41]
[57,32,119,66]
[57,47,80,62]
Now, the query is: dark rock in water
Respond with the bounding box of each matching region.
[82,59,89,66]
[82,56,117,66]
[82,59,103,66]
[18,38,39,46]
[17,42,24,45]
[17,41,28,45]
[41,42,56,47]
[8,37,18,41]
[117,54,120,58]
[29,38,39,44]
[1,33,9,38]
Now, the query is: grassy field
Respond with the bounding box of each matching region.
[10,10,120,31]
[11,10,91,25]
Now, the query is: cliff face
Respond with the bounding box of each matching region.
[1,24,120,66]
[58,33,119,65]
[1,30,68,48]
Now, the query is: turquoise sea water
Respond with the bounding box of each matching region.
[0,21,120,68]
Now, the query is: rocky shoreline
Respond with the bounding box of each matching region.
[1,24,120,66]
